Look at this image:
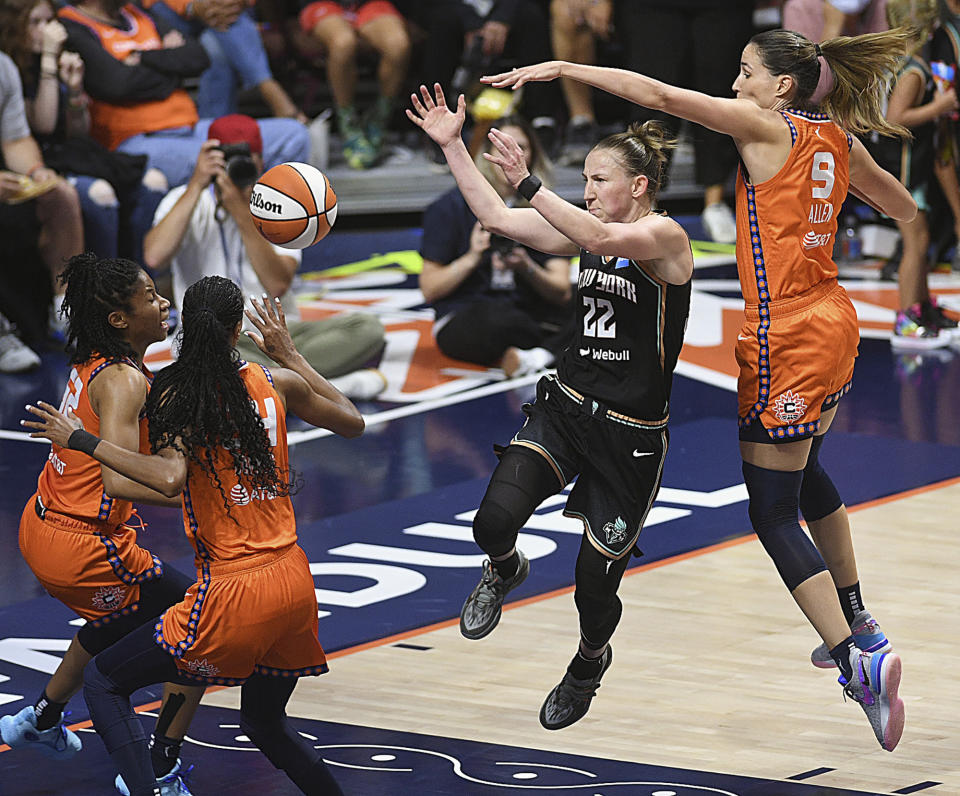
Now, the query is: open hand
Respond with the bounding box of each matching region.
[244,294,297,366]
[21,400,83,448]
[483,126,529,188]
[482,61,564,90]
[406,83,466,149]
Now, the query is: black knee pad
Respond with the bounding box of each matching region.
[799,436,843,522]
[573,541,629,649]
[473,448,559,557]
[742,461,826,591]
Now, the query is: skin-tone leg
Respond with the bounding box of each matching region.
[703,183,725,210]
[258,78,307,124]
[934,157,960,248]
[740,405,852,648]
[550,0,596,122]
[895,210,929,310]
[309,15,358,109]
[158,683,205,741]
[36,180,83,293]
[819,1,849,41]
[358,15,411,101]
[43,634,91,703]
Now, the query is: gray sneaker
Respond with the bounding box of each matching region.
[811,609,891,669]
[539,645,613,730]
[0,328,41,373]
[459,550,529,640]
[841,647,904,751]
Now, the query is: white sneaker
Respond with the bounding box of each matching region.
[701,202,737,244]
[0,329,41,373]
[330,368,387,400]
[501,346,554,378]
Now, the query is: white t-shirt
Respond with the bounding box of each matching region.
[154,184,302,329]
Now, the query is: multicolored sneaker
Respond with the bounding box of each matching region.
[459,549,529,640]
[116,759,193,796]
[923,297,960,337]
[539,645,613,730]
[841,647,905,751]
[891,306,949,349]
[337,107,377,170]
[811,610,892,669]
[0,705,82,759]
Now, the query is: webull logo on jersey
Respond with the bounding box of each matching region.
[802,230,832,250]
[579,347,631,361]
[229,482,281,506]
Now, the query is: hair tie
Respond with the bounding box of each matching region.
[814,43,822,58]
[810,45,834,106]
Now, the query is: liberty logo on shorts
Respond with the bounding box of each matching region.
[182,657,220,678]
[603,516,628,546]
[773,390,807,422]
[91,585,126,611]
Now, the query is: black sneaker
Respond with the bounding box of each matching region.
[539,645,613,730]
[459,550,529,640]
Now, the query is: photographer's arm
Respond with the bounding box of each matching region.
[520,255,572,305]
[143,141,221,272]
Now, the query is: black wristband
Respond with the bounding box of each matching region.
[517,174,542,202]
[68,428,100,456]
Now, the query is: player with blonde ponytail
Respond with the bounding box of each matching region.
[484,26,916,751]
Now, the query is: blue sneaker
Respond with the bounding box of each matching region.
[116,759,193,796]
[811,610,891,669]
[841,647,905,751]
[0,705,81,759]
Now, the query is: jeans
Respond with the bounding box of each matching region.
[149,4,273,117]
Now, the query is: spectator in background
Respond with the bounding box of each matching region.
[419,114,573,378]
[550,0,612,166]
[58,0,309,190]
[0,0,169,263]
[614,0,754,243]
[297,0,411,169]
[141,0,308,122]
[0,48,83,367]
[783,0,888,42]
[144,114,388,400]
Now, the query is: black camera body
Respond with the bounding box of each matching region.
[489,233,518,255]
[215,142,259,189]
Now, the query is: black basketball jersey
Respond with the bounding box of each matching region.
[556,251,691,420]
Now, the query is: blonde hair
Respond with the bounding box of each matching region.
[886,0,939,50]
[751,27,912,138]
[593,120,678,199]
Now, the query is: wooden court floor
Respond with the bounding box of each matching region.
[199,481,960,794]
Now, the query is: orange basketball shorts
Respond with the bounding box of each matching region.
[736,279,859,441]
[156,544,327,685]
[299,0,401,34]
[19,494,162,625]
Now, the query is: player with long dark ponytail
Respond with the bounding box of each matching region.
[24,275,364,795]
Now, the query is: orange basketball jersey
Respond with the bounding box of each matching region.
[58,4,198,150]
[37,356,151,526]
[735,109,853,304]
[180,363,296,563]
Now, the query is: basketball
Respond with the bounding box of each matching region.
[250,162,337,249]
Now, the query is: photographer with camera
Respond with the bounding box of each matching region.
[419,114,572,378]
[144,114,388,399]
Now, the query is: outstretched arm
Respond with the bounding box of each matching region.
[406,84,577,255]
[484,61,780,144]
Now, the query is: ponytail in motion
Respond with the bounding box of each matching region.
[750,27,912,138]
[146,276,291,511]
[593,120,678,199]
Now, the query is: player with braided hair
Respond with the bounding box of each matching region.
[24,275,364,796]
[1,253,203,794]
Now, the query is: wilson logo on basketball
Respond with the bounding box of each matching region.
[250,191,283,215]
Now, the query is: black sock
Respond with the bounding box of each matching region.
[837,582,864,625]
[149,733,182,779]
[492,551,519,580]
[33,690,67,731]
[568,649,604,680]
[830,636,856,682]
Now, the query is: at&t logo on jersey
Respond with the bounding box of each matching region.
[229,481,280,506]
[802,230,832,250]
[773,390,807,422]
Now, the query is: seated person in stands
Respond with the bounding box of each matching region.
[419,115,573,377]
[297,0,411,169]
[142,0,307,121]
[0,0,168,263]
[58,0,309,188]
[0,47,82,364]
[144,114,388,399]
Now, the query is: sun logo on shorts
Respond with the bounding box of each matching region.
[603,516,628,546]
[91,585,126,612]
[773,390,807,423]
[182,657,220,678]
